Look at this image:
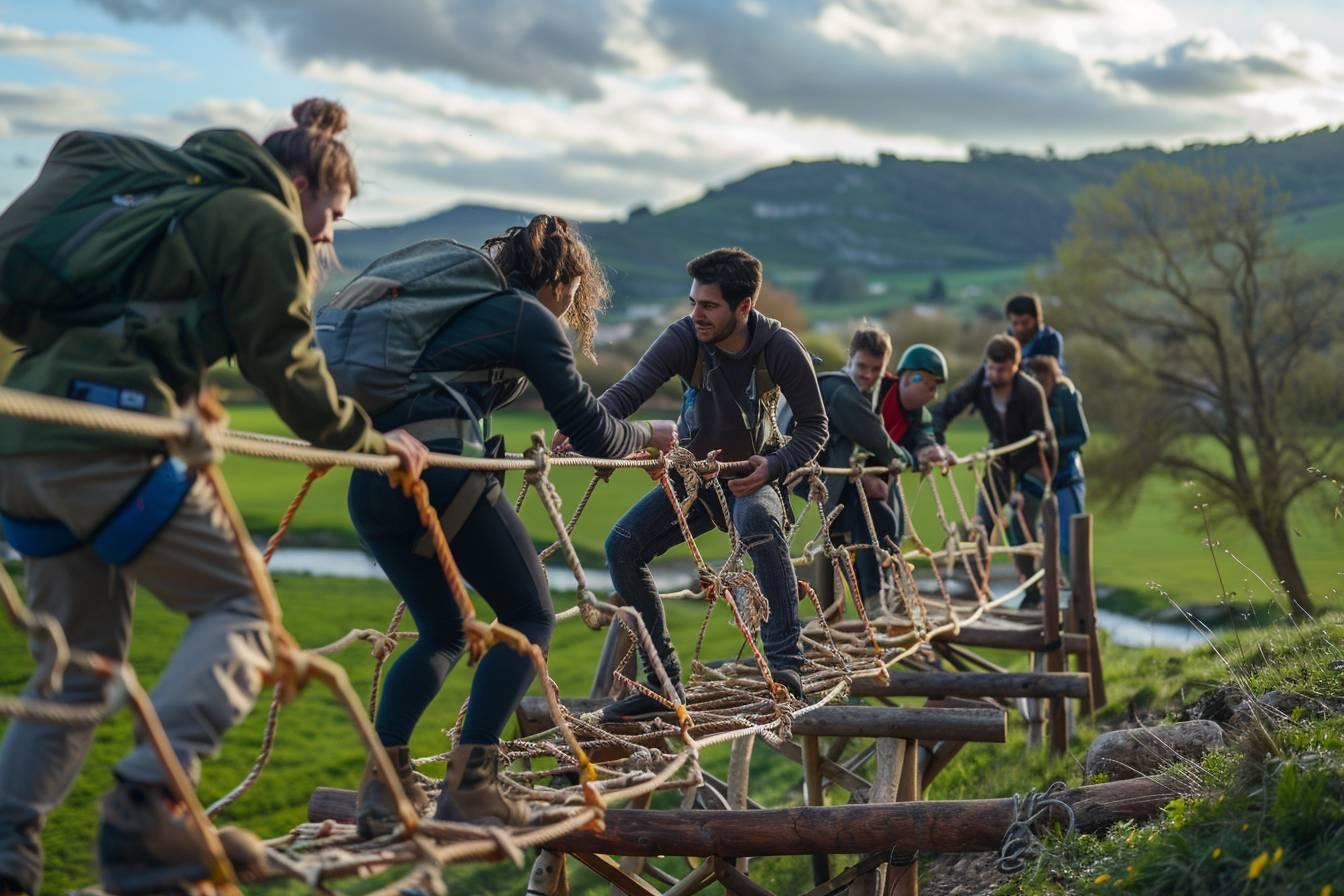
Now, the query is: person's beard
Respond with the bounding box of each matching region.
[698,315,738,345]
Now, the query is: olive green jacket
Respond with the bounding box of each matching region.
[0,129,384,457]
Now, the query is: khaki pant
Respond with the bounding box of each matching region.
[0,453,272,893]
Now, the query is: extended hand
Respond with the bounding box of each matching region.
[551,430,573,455]
[728,455,771,497]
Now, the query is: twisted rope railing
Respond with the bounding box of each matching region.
[0,384,1052,892]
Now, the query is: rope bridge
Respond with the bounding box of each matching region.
[0,385,1051,894]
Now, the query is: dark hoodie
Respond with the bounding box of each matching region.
[600,312,827,481]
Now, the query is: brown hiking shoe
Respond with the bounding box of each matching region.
[434,744,535,826]
[96,779,269,894]
[356,745,430,838]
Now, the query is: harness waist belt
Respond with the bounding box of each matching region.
[0,458,194,566]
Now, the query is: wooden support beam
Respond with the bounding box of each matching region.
[727,734,756,874]
[591,595,635,700]
[1070,513,1106,712]
[527,848,569,896]
[661,859,717,896]
[570,853,661,896]
[309,776,1184,857]
[515,698,1007,743]
[766,738,872,797]
[912,625,1090,653]
[850,738,906,895]
[851,671,1090,700]
[891,738,920,896]
[713,857,778,895]
[1041,498,1069,757]
[803,735,830,886]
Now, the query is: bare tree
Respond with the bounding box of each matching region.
[1044,161,1344,618]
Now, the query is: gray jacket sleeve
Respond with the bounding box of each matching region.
[599,322,696,419]
[830,384,912,468]
[765,331,827,481]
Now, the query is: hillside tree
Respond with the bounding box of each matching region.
[1045,161,1344,618]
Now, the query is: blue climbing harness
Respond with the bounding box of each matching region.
[0,457,194,565]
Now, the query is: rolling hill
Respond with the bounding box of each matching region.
[331,126,1344,311]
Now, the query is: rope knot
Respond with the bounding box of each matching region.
[170,403,226,468]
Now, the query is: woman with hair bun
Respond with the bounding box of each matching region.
[344,215,677,835]
[0,97,427,894]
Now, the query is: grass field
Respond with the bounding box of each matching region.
[4,556,1308,896]
[221,405,1344,618]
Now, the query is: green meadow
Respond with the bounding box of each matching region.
[221,405,1344,617]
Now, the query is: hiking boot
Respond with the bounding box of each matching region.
[97,778,269,894]
[597,684,686,723]
[434,744,535,827]
[772,667,805,701]
[356,745,430,839]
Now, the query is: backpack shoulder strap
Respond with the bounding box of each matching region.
[689,343,707,391]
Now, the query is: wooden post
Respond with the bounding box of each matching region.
[813,555,836,616]
[727,734,755,874]
[1023,652,1044,750]
[1070,514,1106,713]
[1042,497,1068,756]
[802,735,830,885]
[850,738,906,896]
[590,594,634,700]
[888,738,920,896]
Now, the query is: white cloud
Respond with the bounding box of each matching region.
[0,21,148,76]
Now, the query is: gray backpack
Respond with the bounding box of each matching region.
[315,239,524,445]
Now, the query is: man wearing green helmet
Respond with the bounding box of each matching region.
[877,342,955,469]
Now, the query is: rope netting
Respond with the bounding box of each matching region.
[0,385,1051,892]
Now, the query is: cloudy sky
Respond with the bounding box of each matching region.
[3,0,1344,224]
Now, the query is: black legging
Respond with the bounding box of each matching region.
[347,466,554,747]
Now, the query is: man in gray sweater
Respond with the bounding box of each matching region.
[595,247,827,719]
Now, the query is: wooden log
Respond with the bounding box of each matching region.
[803,735,830,885]
[851,671,1090,700]
[309,776,1182,856]
[905,625,1091,653]
[1041,498,1068,756]
[891,738,920,896]
[1069,514,1106,712]
[515,697,1007,744]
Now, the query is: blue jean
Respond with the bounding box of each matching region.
[348,466,554,747]
[1054,478,1086,573]
[833,483,902,606]
[605,476,804,683]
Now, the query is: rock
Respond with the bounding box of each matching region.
[1229,690,1342,731]
[1085,720,1225,781]
[1182,683,1246,725]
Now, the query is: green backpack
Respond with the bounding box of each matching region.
[0,129,272,347]
[315,239,526,451]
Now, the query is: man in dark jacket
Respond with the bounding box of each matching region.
[1006,292,1065,371]
[596,247,827,718]
[813,326,908,610]
[931,334,1056,605]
